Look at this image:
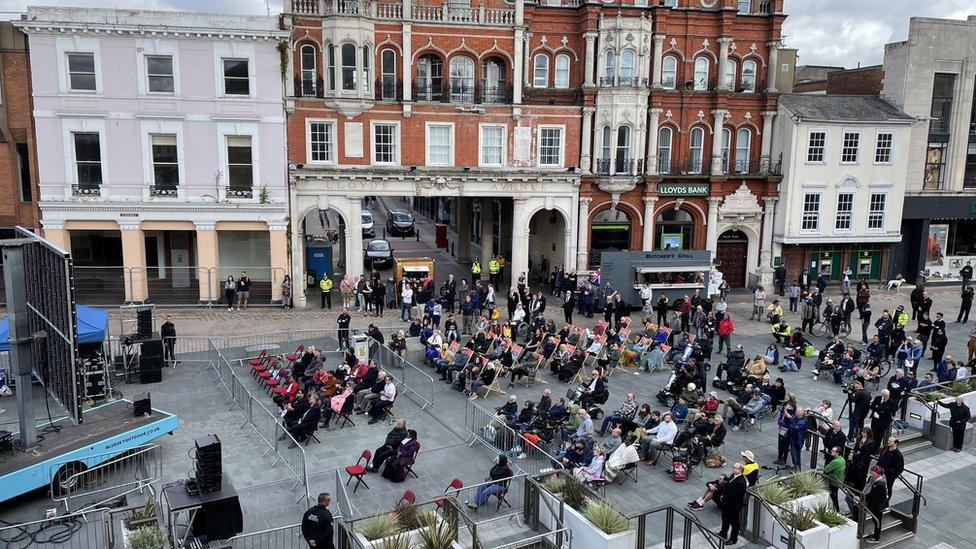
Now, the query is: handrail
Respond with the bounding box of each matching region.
[627,504,727,549]
[894,467,927,515]
[810,470,881,539]
[744,488,807,549]
[493,527,573,549]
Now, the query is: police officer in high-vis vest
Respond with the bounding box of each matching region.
[488,257,500,287]
[319,274,333,309]
[471,260,482,285]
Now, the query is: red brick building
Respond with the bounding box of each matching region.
[281,0,788,300]
[0,22,39,234]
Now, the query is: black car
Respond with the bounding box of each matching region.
[364,239,394,268]
[386,211,415,236]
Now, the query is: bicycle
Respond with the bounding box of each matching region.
[811,318,852,338]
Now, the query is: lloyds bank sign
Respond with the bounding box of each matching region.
[657,183,710,197]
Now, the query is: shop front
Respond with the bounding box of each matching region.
[893,196,976,283]
[780,244,889,283]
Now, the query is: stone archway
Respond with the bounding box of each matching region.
[528,207,568,282]
[715,183,764,287]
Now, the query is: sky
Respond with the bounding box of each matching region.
[0,0,973,68]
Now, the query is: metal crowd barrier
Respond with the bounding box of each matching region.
[367,336,435,410]
[463,400,562,475]
[0,508,111,548]
[50,444,163,513]
[445,473,528,525]
[208,341,311,506]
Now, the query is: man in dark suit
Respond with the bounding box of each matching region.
[715,462,748,544]
[288,394,321,447]
[820,420,847,462]
[369,419,408,472]
[301,492,335,549]
[869,389,897,444]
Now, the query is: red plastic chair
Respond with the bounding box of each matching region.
[248,349,268,367]
[434,479,463,511]
[397,490,416,508]
[286,345,305,363]
[345,450,372,493]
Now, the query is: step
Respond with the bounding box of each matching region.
[861,524,915,549]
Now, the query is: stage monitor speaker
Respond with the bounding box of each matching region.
[141,338,163,360]
[133,394,152,416]
[136,309,153,339]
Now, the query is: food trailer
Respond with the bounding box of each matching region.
[599,250,716,305]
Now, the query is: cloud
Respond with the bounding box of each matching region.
[783,0,975,67]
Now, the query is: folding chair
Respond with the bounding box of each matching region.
[481,365,507,399]
[493,481,513,511]
[396,490,416,508]
[403,447,420,479]
[337,396,357,429]
[248,349,268,368]
[615,462,638,484]
[304,430,322,446]
[524,353,548,387]
[286,345,304,365]
[435,479,464,511]
[345,450,372,492]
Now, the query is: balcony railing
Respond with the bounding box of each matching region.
[72,184,101,197]
[929,119,951,135]
[149,184,178,198]
[522,86,583,106]
[375,78,402,101]
[657,157,706,176]
[294,77,325,98]
[411,82,512,104]
[598,76,648,88]
[720,153,784,176]
[594,158,643,176]
[225,187,254,199]
[291,0,516,25]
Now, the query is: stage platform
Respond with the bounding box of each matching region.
[0,399,179,503]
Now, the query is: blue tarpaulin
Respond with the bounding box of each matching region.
[0,305,108,351]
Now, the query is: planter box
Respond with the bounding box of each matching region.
[755,501,779,543]
[823,517,858,549]
[790,491,830,512]
[929,419,974,450]
[751,491,828,544]
[353,514,448,548]
[905,398,934,430]
[771,519,828,549]
[537,489,635,549]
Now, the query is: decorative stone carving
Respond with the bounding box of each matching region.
[598,178,638,197]
[415,177,463,195]
[718,183,762,218]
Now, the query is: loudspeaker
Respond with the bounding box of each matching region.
[194,434,222,493]
[136,309,153,339]
[141,338,163,359]
[140,356,163,384]
[133,394,152,416]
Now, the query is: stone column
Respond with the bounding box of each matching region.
[402,25,412,101]
[290,214,308,309]
[510,198,530,281]
[41,226,70,253]
[345,197,364,280]
[120,224,148,303]
[284,42,295,97]
[760,110,776,167]
[584,33,597,87]
[710,109,728,175]
[651,34,664,88]
[706,197,721,252]
[522,32,532,87]
[947,58,976,189]
[760,197,778,286]
[717,37,732,91]
[647,108,662,175]
[513,28,525,103]
[642,197,657,251]
[195,223,219,304]
[577,197,592,271]
[581,107,595,172]
[481,198,494,270]
[456,197,472,261]
[766,41,780,93]
[269,223,289,302]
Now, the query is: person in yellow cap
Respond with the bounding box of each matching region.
[319,274,333,309]
[471,260,482,285]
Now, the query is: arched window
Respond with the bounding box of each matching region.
[533,54,550,88]
[721,127,732,174]
[361,46,371,93]
[417,54,443,101]
[655,208,695,250]
[615,126,632,173]
[689,127,705,173]
[742,60,757,92]
[326,44,336,91]
[449,56,474,102]
[735,128,752,173]
[725,58,737,90]
[340,43,356,91]
[554,54,570,89]
[620,49,636,85]
[662,55,677,89]
[601,126,612,171]
[603,50,616,84]
[380,49,396,100]
[591,209,632,257]
[300,45,316,96]
[482,57,506,103]
[657,127,673,173]
[693,57,709,91]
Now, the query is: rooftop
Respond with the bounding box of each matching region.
[778,93,914,123]
[20,6,285,36]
